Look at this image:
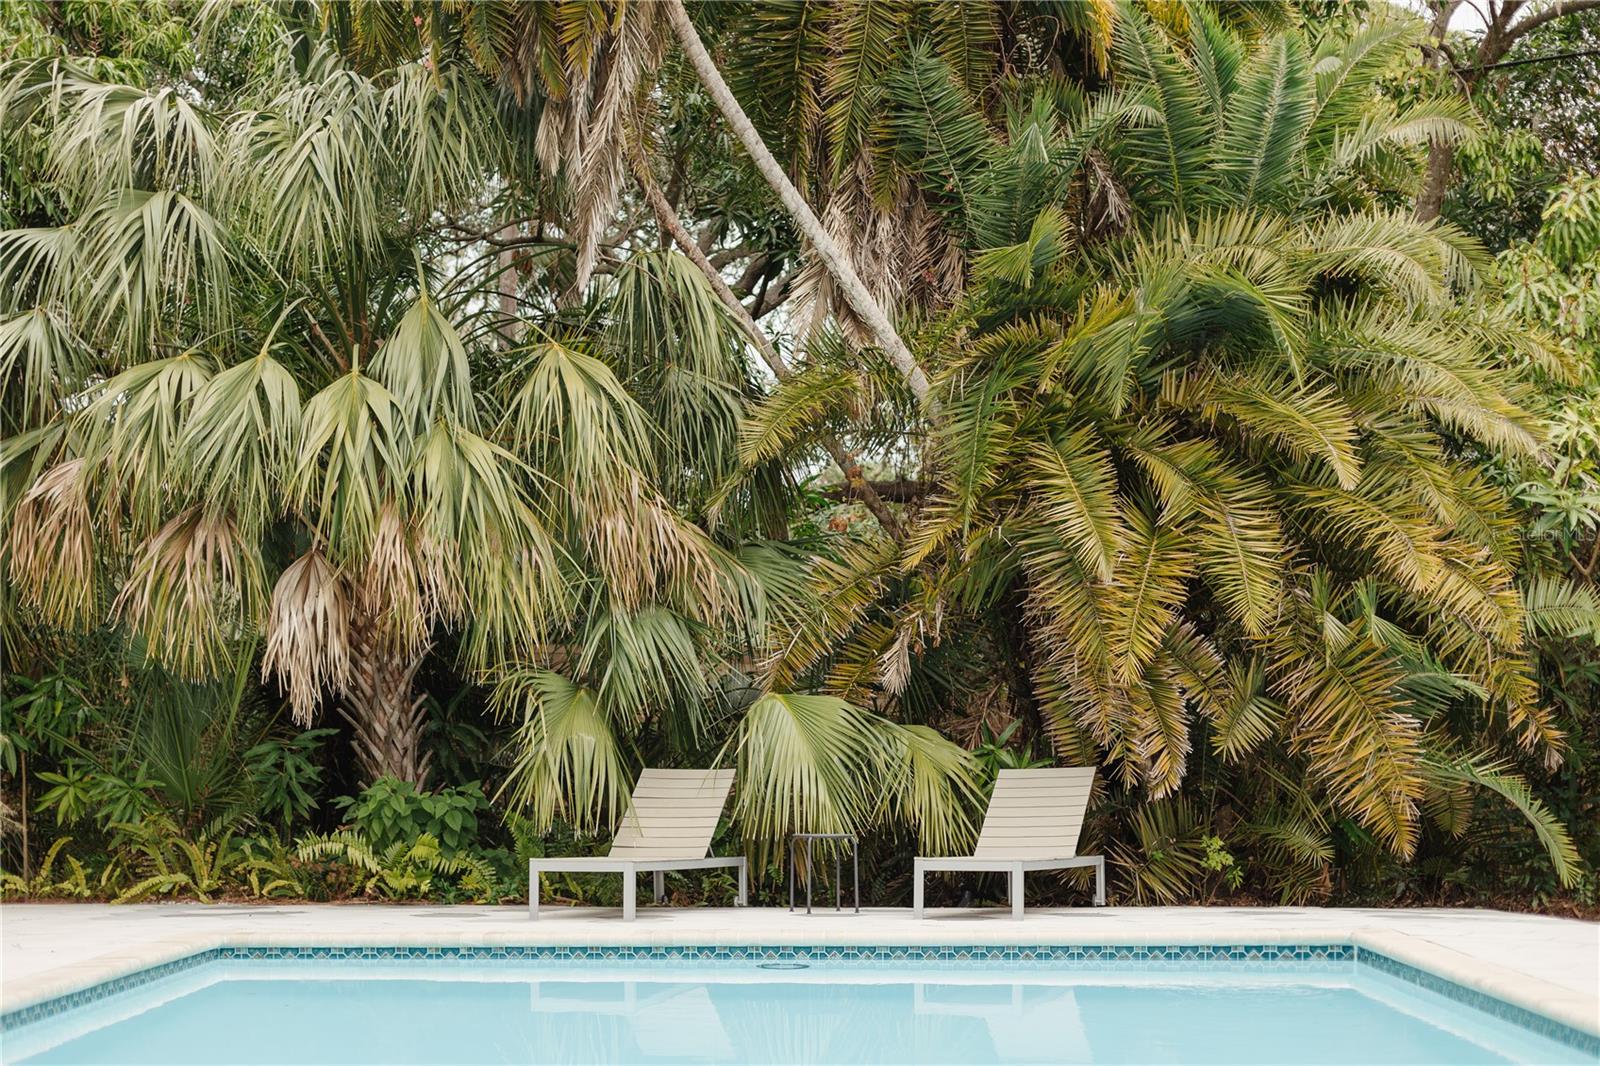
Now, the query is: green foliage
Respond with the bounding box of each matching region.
[244,729,335,829]
[1111,798,1211,904]
[110,815,240,903]
[0,837,93,900]
[296,830,502,902]
[332,778,491,857]
[0,0,1594,914]
[1201,835,1243,892]
[971,721,1052,786]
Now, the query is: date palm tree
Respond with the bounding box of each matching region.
[743,8,1585,887]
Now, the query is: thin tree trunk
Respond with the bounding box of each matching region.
[1414,141,1456,224]
[625,139,904,537]
[662,0,932,405]
[19,749,28,882]
[1414,1,1463,224]
[341,622,432,787]
[497,223,521,349]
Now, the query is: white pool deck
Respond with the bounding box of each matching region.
[2,903,1596,1037]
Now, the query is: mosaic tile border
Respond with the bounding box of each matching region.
[1357,946,1600,1059]
[217,942,1352,964]
[1,948,225,1031]
[3,941,1594,1057]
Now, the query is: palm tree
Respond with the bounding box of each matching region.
[743,8,1584,888]
[0,36,564,784]
[0,12,982,854]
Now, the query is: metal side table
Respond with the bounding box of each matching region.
[788,832,859,914]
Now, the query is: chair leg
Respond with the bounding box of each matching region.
[622,868,637,921]
[528,863,539,920]
[1093,857,1106,907]
[1011,866,1024,920]
[653,870,665,903]
[737,860,748,907]
[912,861,924,919]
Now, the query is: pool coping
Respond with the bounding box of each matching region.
[2,922,1596,1048]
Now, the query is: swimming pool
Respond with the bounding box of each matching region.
[3,945,1594,1064]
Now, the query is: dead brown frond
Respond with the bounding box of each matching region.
[262,549,351,726]
[112,507,265,678]
[7,459,98,630]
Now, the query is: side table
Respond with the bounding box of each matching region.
[788,832,859,914]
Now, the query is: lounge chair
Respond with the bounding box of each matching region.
[912,767,1105,919]
[528,768,747,920]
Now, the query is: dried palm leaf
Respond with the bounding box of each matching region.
[262,549,351,726]
[112,507,265,679]
[7,458,97,629]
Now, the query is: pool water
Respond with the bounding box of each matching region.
[4,959,1590,1064]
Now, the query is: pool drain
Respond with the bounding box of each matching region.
[757,962,810,970]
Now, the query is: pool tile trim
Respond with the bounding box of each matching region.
[3,941,1596,1057]
[218,942,1353,963]
[1355,947,1600,1058]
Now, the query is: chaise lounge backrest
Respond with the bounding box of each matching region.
[608,769,736,861]
[972,767,1095,860]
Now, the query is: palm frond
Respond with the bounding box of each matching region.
[178,347,301,538]
[1276,634,1424,858]
[1110,5,1213,212]
[731,691,881,850]
[292,370,410,565]
[492,668,633,834]
[6,458,98,629]
[112,508,265,679]
[261,549,351,726]
[1024,429,1123,582]
[1215,31,1311,207]
[1422,749,1581,887]
[878,722,982,854]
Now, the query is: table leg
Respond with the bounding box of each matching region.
[805,837,813,915]
[853,843,860,914]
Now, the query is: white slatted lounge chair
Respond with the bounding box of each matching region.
[912,767,1105,919]
[528,768,747,921]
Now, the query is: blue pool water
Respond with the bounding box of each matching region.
[3,957,1591,1064]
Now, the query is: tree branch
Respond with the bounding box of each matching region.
[818,479,925,504]
[663,0,933,406]
[752,271,792,319]
[1505,0,1600,44]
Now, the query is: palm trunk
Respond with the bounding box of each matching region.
[341,622,432,787]
[625,139,904,537]
[662,0,932,405]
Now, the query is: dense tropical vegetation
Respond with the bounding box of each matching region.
[2,0,1597,913]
